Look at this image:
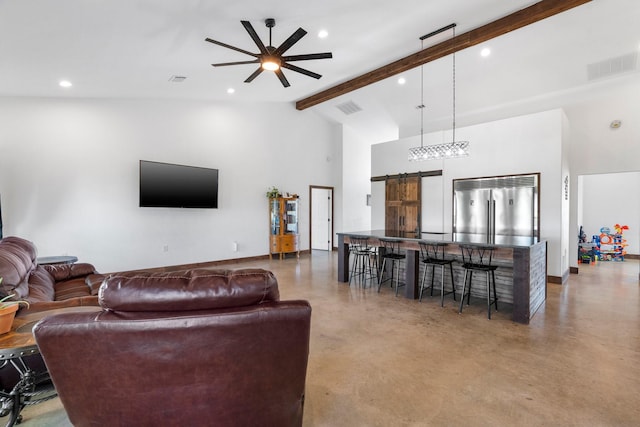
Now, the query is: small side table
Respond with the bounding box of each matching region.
[0,306,99,426]
[36,256,78,266]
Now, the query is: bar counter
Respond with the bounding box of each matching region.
[337,230,547,324]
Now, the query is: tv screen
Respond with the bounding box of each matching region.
[139,160,219,208]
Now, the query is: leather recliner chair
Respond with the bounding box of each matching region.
[34,268,312,427]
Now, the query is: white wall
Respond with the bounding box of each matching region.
[372,109,566,277]
[0,97,340,272]
[341,123,397,233]
[580,172,639,255]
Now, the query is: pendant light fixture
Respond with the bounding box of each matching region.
[408,24,470,161]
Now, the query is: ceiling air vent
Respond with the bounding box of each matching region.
[335,100,363,115]
[168,75,187,83]
[587,52,638,81]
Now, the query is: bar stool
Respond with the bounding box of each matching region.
[348,236,378,287]
[418,241,457,307]
[458,244,499,319]
[377,238,405,296]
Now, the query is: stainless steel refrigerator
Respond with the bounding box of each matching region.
[453,174,539,243]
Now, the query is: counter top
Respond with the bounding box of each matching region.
[337,230,542,249]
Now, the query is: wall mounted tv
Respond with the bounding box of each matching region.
[139,160,219,208]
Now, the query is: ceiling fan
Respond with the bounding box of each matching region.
[205,18,333,88]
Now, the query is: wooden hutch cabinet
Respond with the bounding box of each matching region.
[269,197,300,259]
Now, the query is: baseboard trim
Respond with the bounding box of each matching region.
[570,267,579,274]
[625,254,639,260]
[114,250,311,274]
[548,270,569,285]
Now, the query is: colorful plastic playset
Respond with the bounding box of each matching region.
[579,224,629,263]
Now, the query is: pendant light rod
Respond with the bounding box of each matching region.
[417,23,456,149]
[408,23,469,162]
[419,39,425,148]
[420,23,457,41]
[452,25,456,144]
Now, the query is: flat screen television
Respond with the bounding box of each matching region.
[139,160,219,208]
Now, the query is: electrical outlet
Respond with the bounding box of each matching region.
[163,245,169,252]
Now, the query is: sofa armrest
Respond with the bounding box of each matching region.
[43,263,97,282]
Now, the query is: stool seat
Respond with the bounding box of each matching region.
[461,263,497,272]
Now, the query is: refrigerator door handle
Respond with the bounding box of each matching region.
[492,199,496,242]
[487,199,491,241]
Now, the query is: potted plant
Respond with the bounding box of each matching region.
[266,187,281,199]
[0,278,30,335]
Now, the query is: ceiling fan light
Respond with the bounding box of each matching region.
[261,58,280,71]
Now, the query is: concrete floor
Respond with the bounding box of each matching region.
[19,253,640,426]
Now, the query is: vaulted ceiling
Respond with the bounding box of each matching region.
[1,0,639,138]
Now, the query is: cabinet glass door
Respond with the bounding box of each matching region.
[284,199,298,234]
[270,199,280,235]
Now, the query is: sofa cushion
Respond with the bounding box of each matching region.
[54,277,94,301]
[99,268,280,312]
[0,236,38,298]
[26,266,56,303]
[43,263,97,281]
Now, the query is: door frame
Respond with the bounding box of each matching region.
[309,185,335,251]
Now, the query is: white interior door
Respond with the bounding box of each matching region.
[311,188,332,251]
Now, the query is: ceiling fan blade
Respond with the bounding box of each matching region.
[205,38,258,58]
[212,60,260,67]
[273,28,307,56]
[281,63,322,80]
[241,21,268,55]
[282,52,333,62]
[244,67,264,83]
[274,69,291,87]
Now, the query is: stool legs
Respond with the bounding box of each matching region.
[421,263,457,307]
[377,258,403,296]
[459,269,499,319]
[377,258,387,293]
[349,250,377,288]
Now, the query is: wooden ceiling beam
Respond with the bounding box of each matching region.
[295,0,592,110]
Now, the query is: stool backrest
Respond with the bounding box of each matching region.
[378,238,401,255]
[419,241,449,261]
[349,236,370,253]
[460,245,496,266]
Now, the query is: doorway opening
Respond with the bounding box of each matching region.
[309,186,334,251]
[576,171,639,280]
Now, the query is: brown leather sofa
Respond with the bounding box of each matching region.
[0,236,100,315]
[34,268,312,427]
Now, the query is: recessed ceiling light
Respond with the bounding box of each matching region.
[398,77,406,85]
[480,47,491,57]
[59,80,72,88]
[227,88,235,94]
[318,29,328,39]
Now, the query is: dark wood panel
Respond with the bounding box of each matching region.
[385,176,421,234]
[296,0,592,110]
